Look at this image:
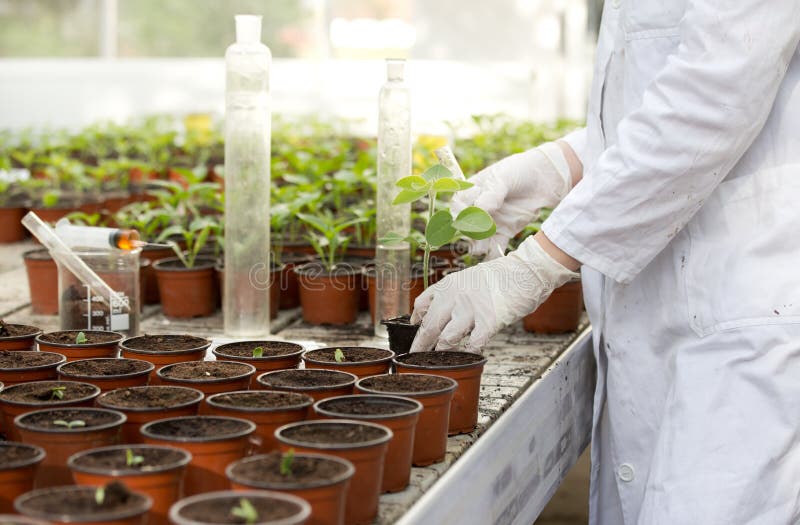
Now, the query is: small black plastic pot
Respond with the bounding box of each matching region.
[381,315,420,355]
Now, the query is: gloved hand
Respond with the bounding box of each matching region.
[409,235,579,353]
[451,142,573,259]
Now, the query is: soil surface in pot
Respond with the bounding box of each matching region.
[0,351,61,368]
[100,387,200,409]
[397,351,485,367]
[215,342,301,358]
[161,362,251,380]
[230,451,348,484]
[124,335,208,352]
[0,322,39,338]
[20,481,143,517]
[61,359,151,376]
[281,423,386,444]
[19,408,120,429]
[262,370,352,388]
[156,259,214,270]
[211,391,309,409]
[71,447,186,471]
[178,496,298,524]
[318,397,417,416]
[0,381,96,403]
[305,347,391,362]
[0,444,41,465]
[146,417,250,439]
[359,374,453,393]
[39,331,121,345]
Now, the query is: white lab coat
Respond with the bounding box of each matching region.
[540,0,800,523]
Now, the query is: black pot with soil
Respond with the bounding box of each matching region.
[381,315,420,355]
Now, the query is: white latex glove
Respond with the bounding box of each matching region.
[452,142,572,260]
[409,236,579,353]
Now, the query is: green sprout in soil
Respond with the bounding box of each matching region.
[252,346,264,358]
[75,332,88,344]
[50,386,66,400]
[230,498,258,525]
[95,486,105,505]
[280,448,295,477]
[126,449,144,467]
[334,348,345,363]
[53,419,86,429]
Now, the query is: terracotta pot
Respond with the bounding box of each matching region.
[68,444,192,525]
[156,361,255,395]
[381,315,420,356]
[211,341,304,374]
[0,380,101,441]
[15,485,151,525]
[141,416,255,496]
[277,253,313,309]
[204,391,313,453]
[141,246,176,305]
[168,490,310,525]
[301,347,394,379]
[36,330,125,362]
[342,257,372,313]
[344,245,376,259]
[523,279,583,333]
[355,373,456,466]
[314,394,422,493]
[0,207,27,243]
[394,351,488,435]
[0,324,42,351]
[227,452,354,525]
[0,442,46,513]
[153,257,217,318]
[119,335,211,379]
[295,264,359,325]
[0,351,65,387]
[0,514,50,525]
[14,407,126,487]
[256,370,357,406]
[22,249,58,315]
[96,386,204,444]
[57,358,153,392]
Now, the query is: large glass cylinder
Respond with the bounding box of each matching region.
[375,59,412,337]
[224,15,272,337]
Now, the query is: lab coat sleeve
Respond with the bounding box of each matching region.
[541,0,800,284]
[560,127,587,167]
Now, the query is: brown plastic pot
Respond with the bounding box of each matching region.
[153,257,217,318]
[211,341,305,374]
[0,351,65,386]
[394,351,488,435]
[15,485,151,525]
[141,246,176,305]
[14,407,126,487]
[0,324,42,351]
[275,420,392,525]
[141,415,255,496]
[119,335,211,378]
[277,253,313,310]
[0,514,50,525]
[168,490,310,525]
[256,369,357,406]
[204,391,313,453]
[0,207,27,243]
[57,358,154,391]
[68,444,192,525]
[22,249,58,315]
[227,452,354,525]
[295,264,359,325]
[355,373,456,466]
[0,442,46,513]
[301,347,394,379]
[96,386,204,444]
[36,330,125,362]
[156,361,255,395]
[314,394,422,493]
[523,279,583,333]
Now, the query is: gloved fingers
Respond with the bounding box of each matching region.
[409,285,436,325]
[463,320,495,353]
[472,187,507,216]
[434,307,475,351]
[479,234,511,261]
[410,303,453,353]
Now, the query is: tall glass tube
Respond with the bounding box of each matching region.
[224,15,272,337]
[375,59,412,337]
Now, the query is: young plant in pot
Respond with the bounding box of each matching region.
[57,357,154,392]
[301,347,394,378]
[0,442,46,513]
[212,341,305,374]
[0,320,42,351]
[0,350,66,387]
[270,194,317,309]
[168,490,311,525]
[22,248,59,315]
[380,164,496,354]
[36,330,125,362]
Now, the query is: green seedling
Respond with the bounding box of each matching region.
[126,448,145,467]
[50,386,66,400]
[230,498,258,525]
[252,347,264,358]
[297,210,368,272]
[334,348,345,363]
[53,419,86,429]
[280,448,295,477]
[95,486,105,505]
[75,331,88,344]
[157,216,219,269]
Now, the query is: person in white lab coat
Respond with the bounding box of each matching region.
[410,0,800,523]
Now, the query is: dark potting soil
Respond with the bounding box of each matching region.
[160,361,252,380]
[0,381,97,403]
[318,397,417,416]
[39,331,121,345]
[261,369,353,388]
[215,341,301,358]
[72,446,186,471]
[0,321,39,338]
[99,387,201,409]
[20,408,120,430]
[210,391,310,409]
[0,350,61,368]
[21,481,144,517]
[230,451,349,485]
[60,359,151,376]
[0,444,41,466]
[397,351,485,367]
[146,417,251,439]
[305,347,391,363]
[178,495,299,524]
[124,335,209,352]
[280,422,387,445]
[359,374,453,393]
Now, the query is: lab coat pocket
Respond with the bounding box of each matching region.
[685,165,800,336]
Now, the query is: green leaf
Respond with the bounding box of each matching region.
[452,207,495,233]
[378,232,409,245]
[297,213,329,235]
[95,487,105,506]
[425,210,458,248]
[252,346,264,358]
[431,178,462,193]
[462,222,497,240]
[334,348,345,363]
[75,331,88,344]
[455,180,474,190]
[392,189,427,205]
[396,175,429,191]
[421,164,453,182]
[280,448,295,477]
